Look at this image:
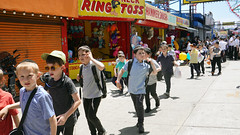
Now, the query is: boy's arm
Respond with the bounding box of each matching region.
[88,52,105,71]
[147,58,157,75]
[12,114,20,127]
[0,102,20,120]
[114,67,117,77]
[56,92,81,126]
[116,68,125,89]
[49,115,57,135]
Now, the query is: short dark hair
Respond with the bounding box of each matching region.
[133,46,145,54]
[144,47,151,54]
[46,55,64,66]
[78,45,91,53]
[215,41,219,45]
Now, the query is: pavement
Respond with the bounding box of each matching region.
[73,60,240,135]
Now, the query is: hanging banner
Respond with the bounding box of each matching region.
[176,17,189,27]
[78,0,145,19]
[146,3,176,26]
[183,0,224,4]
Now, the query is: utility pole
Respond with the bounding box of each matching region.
[189,1,192,27]
[203,3,205,40]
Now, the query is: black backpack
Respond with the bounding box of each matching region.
[79,64,107,98]
[126,59,152,88]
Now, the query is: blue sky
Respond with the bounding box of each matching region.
[149,0,240,23]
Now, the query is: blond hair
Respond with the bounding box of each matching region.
[0,69,4,88]
[16,61,40,75]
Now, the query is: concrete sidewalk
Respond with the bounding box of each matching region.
[74,61,240,135]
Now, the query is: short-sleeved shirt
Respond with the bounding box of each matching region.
[148,59,160,86]
[45,72,78,126]
[123,58,150,94]
[0,89,19,135]
[229,37,235,46]
[20,86,55,135]
[213,47,221,57]
[157,53,174,75]
[82,61,103,99]
[190,49,199,63]
[116,61,128,78]
[219,41,227,51]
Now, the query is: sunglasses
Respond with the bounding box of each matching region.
[45,65,60,71]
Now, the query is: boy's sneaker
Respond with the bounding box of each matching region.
[145,108,151,113]
[164,92,170,97]
[190,76,194,79]
[218,72,221,75]
[98,129,107,135]
[138,125,145,133]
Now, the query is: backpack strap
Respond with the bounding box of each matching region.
[91,65,103,91]
[126,59,133,87]
[145,61,153,88]
[79,65,83,87]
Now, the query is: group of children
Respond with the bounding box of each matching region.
[0,47,107,135]
[0,38,225,135]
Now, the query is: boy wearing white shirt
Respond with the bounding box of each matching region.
[219,38,227,62]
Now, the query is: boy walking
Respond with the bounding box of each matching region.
[0,60,57,135]
[189,43,200,79]
[0,69,19,135]
[41,50,81,135]
[212,42,222,75]
[116,46,157,133]
[77,46,106,135]
[144,48,161,113]
[157,45,178,97]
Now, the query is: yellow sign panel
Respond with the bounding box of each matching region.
[183,0,221,4]
[78,0,145,19]
[176,17,189,27]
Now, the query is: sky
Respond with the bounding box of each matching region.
[149,0,240,23]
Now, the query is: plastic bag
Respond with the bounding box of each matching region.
[174,67,181,78]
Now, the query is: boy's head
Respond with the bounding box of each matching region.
[168,44,172,50]
[78,45,91,64]
[190,43,197,49]
[214,41,219,47]
[16,60,40,91]
[0,69,5,88]
[144,47,152,58]
[118,54,125,62]
[118,51,124,57]
[161,45,168,54]
[133,46,146,62]
[41,50,66,79]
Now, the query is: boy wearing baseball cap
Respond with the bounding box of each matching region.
[41,50,81,135]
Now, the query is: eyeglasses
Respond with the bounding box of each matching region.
[45,65,60,71]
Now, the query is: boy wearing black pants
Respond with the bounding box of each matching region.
[212,42,222,75]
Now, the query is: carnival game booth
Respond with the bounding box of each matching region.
[130,3,177,58]
[67,0,145,79]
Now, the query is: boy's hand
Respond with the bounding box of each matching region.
[76,74,80,82]
[116,81,122,89]
[86,52,93,60]
[0,106,9,121]
[146,58,152,63]
[56,114,67,126]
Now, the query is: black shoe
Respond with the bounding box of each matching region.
[164,92,170,97]
[138,125,145,133]
[211,72,214,76]
[98,129,106,135]
[190,76,194,79]
[136,123,139,127]
[145,108,151,113]
[218,72,221,75]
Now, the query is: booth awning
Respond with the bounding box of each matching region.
[177,25,198,32]
[135,19,168,29]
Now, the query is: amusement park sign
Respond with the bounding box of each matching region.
[183,0,225,4]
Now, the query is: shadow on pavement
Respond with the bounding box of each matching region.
[110,90,130,98]
[144,108,160,117]
[118,126,150,135]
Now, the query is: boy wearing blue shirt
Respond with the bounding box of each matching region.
[116,46,157,133]
[0,60,57,135]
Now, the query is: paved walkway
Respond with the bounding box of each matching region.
[73,60,240,135]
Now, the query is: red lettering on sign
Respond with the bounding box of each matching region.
[91,1,96,11]
[96,1,105,12]
[81,0,91,11]
[133,5,138,14]
[127,5,133,14]
[121,0,139,4]
[139,6,144,15]
[120,4,128,14]
[146,6,168,21]
[105,2,112,13]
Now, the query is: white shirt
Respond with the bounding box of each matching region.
[229,37,235,46]
[235,38,239,47]
[187,42,191,51]
[219,40,227,51]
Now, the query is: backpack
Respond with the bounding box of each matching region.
[126,59,152,88]
[79,64,107,98]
